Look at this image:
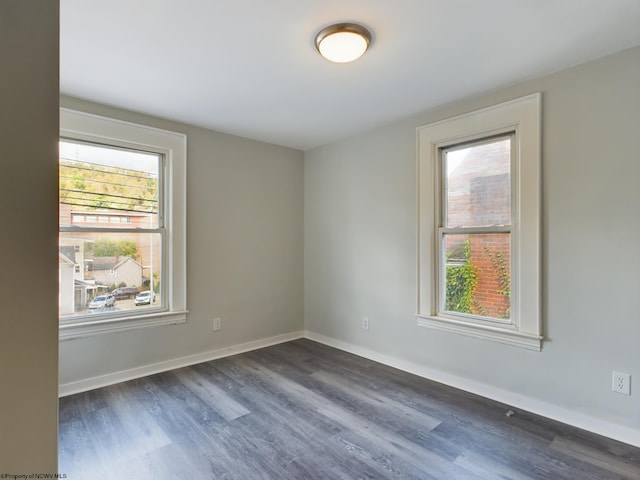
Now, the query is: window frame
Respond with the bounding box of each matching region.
[59,108,187,340]
[416,94,542,351]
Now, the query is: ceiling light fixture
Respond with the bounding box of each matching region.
[315,23,372,63]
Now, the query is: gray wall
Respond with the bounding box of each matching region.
[0,0,60,472]
[59,97,304,385]
[305,47,640,435]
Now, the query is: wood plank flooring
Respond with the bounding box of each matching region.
[58,339,640,479]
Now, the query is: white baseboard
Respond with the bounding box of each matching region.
[304,331,640,448]
[58,331,304,397]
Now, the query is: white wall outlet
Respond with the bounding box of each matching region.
[362,317,369,330]
[612,371,631,395]
[213,317,222,332]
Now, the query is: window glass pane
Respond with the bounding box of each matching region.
[59,140,160,228]
[443,233,511,320]
[59,231,162,318]
[444,137,511,227]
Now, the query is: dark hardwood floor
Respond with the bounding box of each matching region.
[59,339,640,479]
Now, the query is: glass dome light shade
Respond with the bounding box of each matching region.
[315,23,371,63]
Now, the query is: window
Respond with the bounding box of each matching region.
[59,109,187,339]
[417,94,541,350]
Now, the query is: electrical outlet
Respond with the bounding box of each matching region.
[213,317,222,332]
[612,371,631,395]
[362,317,369,330]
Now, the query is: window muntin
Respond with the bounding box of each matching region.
[59,139,165,320]
[438,135,513,323]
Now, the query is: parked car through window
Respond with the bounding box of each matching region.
[88,294,115,309]
[134,291,154,306]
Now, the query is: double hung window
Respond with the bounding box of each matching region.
[417,94,541,350]
[59,109,187,338]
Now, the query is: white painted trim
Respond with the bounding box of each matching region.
[416,315,542,351]
[58,331,304,397]
[304,331,640,448]
[59,310,188,340]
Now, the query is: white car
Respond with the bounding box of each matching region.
[135,290,154,306]
[89,294,116,309]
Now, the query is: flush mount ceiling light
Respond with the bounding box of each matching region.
[315,23,372,63]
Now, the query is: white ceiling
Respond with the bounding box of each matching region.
[60,0,640,151]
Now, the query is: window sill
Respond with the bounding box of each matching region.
[416,314,542,351]
[59,310,188,340]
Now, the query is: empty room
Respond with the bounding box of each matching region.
[1,1,640,478]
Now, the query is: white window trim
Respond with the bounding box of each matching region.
[59,108,187,340]
[416,94,542,351]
